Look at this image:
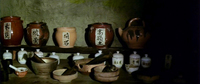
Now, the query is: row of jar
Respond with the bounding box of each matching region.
[0,16,151,49]
[2,48,151,73]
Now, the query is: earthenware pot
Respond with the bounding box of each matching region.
[0,16,23,47]
[25,21,49,47]
[118,18,150,49]
[86,23,114,49]
[31,57,58,78]
[55,27,77,48]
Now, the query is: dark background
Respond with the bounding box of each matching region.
[141,0,199,84]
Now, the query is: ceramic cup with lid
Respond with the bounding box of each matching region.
[129,51,140,67]
[112,51,124,68]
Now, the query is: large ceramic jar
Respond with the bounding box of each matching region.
[118,18,150,49]
[87,23,114,49]
[0,16,23,47]
[55,27,77,48]
[25,21,49,47]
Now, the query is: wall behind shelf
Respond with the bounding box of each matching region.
[0,0,145,47]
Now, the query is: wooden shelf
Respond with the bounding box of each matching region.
[0,45,138,54]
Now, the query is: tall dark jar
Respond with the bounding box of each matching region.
[0,16,24,47]
[24,21,49,47]
[86,23,114,49]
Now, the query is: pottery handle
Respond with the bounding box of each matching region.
[128,18,145,27]
[77,64,81,69]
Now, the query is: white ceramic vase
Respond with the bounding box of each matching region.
[17,48,28,64]
[3,50,12,60]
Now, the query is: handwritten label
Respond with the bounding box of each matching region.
[31,29,40,44]
[62,32,70,46]
[95,28,105,46]
[4,22,12,39]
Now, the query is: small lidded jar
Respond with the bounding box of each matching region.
[129,51,140,67]
[141,54,151,68]
[112,51,124,68]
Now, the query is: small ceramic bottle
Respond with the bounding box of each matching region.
[112,51,124,68]
[3,50,12,60]
[141,54,151,68]
[129,51,140,67]
[95,50,102,57]
[49,52,60,65]
[2,50,13,74]
[73,52,84,61]
[35,49,43,57]
[17,48,28,64]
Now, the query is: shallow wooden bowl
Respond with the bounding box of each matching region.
[53,69,78,83]
[93,65,119,82]
[74,58,104,75]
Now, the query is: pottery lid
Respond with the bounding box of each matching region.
[30,21,46,25]
[1,16,21,20]
[141,54,151,61]
[113,51,123,57]
[130,51,140,58]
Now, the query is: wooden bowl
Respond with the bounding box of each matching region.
[31,57,58,78]
[93,65,119,82]
[74,58,104,75]
[53,69,78,83]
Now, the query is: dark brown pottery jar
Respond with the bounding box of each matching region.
[24,21,49,47]
[87,23,114,49]
[0,16,24,47]
[118,18,150,49]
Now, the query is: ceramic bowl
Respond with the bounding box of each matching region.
[74,58,104,75]
[93,65,119,83]
[125,64,139,74]
[53,69,78,83]
[15,67,28,77]
[31,57,58,78]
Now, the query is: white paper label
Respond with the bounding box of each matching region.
[4,22,12,39]
[62,32,70,46]
[31,29,40,44]
[95,28,105,46]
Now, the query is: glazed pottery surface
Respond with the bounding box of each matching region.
[53,69,78,83]
[93,65,119,82]
[55,27,77,48]
[15,67,28,77]
[74,58,104,75]
[25,21,49,47]
[118,18,150,49]
[0,16,23,47]
[31,57,58,78]
[87,23,114,49]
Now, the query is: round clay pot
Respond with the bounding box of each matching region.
[55,27,77,48]
[118,18,150,49]
[0,16,23,47]
[25,21,49,47]
[86,23,114,49]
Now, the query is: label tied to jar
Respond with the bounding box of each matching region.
[95,28,105,46]
[62,32,70,46]
[31,29,40,44]
[4,22,12,39]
